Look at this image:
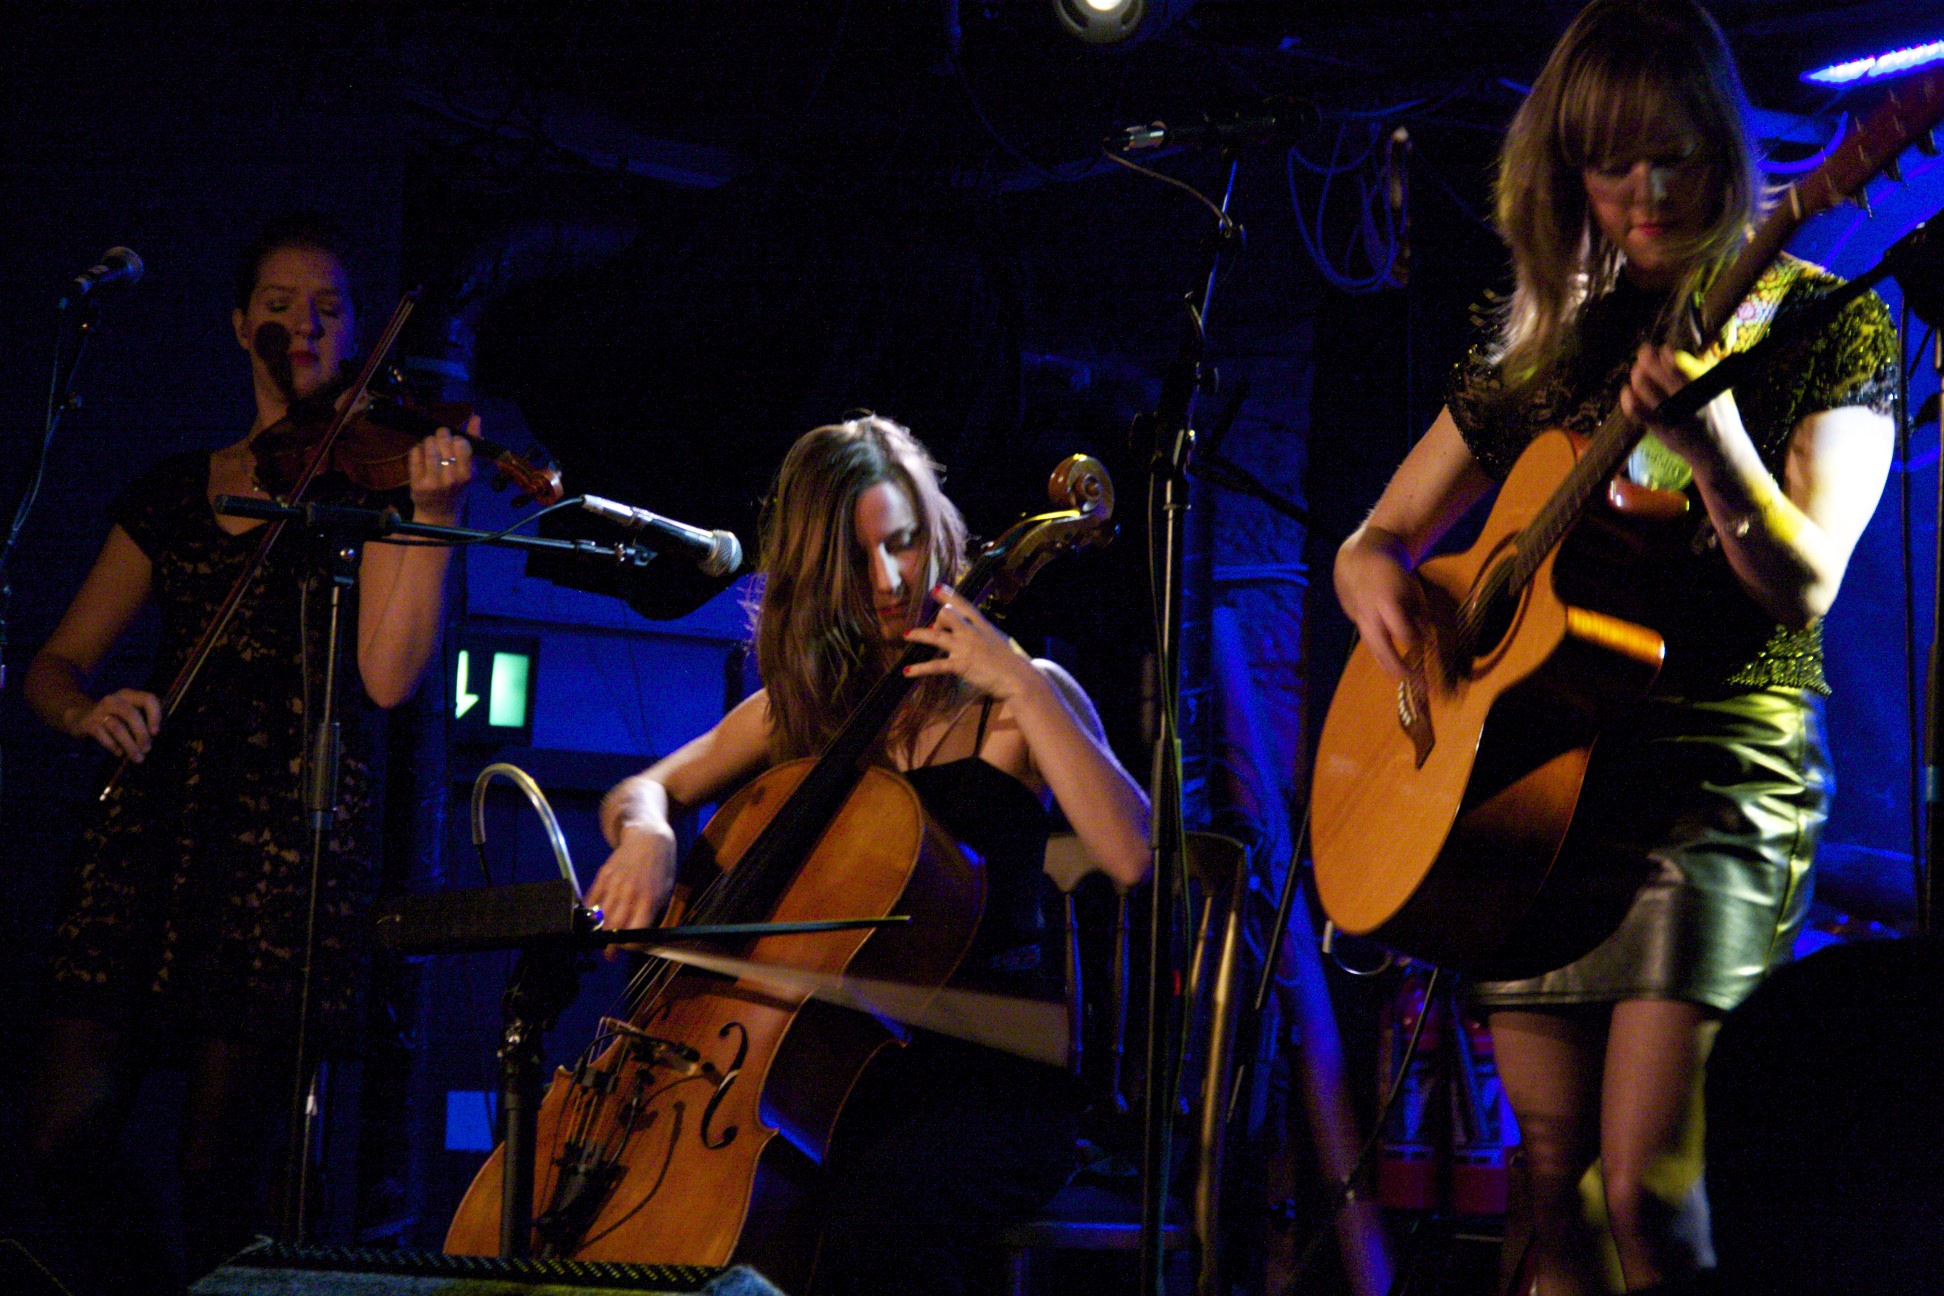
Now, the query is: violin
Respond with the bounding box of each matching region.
[251,376,564,506]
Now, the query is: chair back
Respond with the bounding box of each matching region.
[1029,830,1253,1296]
[1181,833,1250,1296]
[1043,832,1129,1092]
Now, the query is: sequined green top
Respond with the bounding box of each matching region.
[1447,254,1898,697]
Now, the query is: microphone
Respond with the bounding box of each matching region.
[1112,96,1319,154]
[580,494,744,578]
[1387,126,1411,288]
[61,247,144,306]
[253,321,297,398]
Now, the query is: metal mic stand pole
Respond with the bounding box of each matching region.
[1878,216,1944,934]
[208,494,703,1241]
[2,295,103,803]
[498,941,590,1257]
[281,534,359,1243]
[1923,325,1943,935]
[1136,159,1240,1296]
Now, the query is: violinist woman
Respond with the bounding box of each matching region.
[1332,2,1895,1291]
[593,414,1151,1296]
[23,212,474,1293]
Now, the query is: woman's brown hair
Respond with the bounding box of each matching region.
[1491,0,1759,391]
[755,414,969,762]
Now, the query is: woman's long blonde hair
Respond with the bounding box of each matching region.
[1491,0,1759,393]
[755,414,970,762]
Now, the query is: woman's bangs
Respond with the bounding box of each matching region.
[1560,60,1687,171]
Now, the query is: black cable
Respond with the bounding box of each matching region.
[357,495,588,548]
[1901,303,1926,899]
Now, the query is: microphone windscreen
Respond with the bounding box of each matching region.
[104,247,144,285]
[253,322,295,399]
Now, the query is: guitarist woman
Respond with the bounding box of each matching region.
[592,414,1151,1295]
[1333,2,1897,1291]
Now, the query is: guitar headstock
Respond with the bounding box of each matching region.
[1703,68,1944,339]
[1791,68,1944,222]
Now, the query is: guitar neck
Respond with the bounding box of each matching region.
[1492,187,1816,616]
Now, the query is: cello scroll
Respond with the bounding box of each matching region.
[958,454,1114,610]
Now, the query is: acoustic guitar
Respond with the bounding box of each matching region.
[1311,69,1944,975]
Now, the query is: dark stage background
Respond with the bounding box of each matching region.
[2,2,1940,1293]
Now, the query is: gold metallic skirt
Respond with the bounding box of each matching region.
[1469,688,1829,1013]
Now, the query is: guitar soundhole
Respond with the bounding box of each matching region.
[1467,563,1521,661]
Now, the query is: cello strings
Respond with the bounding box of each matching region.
[608,564,982,1030]
[565,544,1007,1172]
[579,559,983,1139]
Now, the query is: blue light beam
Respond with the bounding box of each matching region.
[1804,39,1944,87]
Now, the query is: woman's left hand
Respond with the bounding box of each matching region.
[901,584,1039,701]
[1620,343,1732,468]
[407,418,477,525]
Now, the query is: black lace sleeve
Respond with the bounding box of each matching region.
[1728,271,1898,475]
[1447,342,1532,481]
[1792,286,1899,420]
[105,452,202,559]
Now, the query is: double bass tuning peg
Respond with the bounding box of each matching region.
[1917,130,1940,157]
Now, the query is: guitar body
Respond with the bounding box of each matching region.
[1312,430,1670,975]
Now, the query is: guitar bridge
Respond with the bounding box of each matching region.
[1396,664,1435,769]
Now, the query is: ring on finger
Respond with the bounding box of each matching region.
[437,456,457,467]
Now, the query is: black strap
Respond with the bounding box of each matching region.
[973,695,997,754]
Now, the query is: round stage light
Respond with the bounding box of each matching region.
[1054,0,1147,44]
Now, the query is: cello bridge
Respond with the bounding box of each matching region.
[603,1018,712,1079]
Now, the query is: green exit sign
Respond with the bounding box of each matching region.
[451,635,537,745]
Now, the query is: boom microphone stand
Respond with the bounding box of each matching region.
[209,495,689,1242]
[3,291,114,803]
[1127,157,1242,1296]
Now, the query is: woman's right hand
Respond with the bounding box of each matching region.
[67,688,163,761]
[589,773,680,954]
[1334,527,1430,681]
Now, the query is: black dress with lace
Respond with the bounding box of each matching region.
[47,451,400,1052]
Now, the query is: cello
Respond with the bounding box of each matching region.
[445,454,1115,1286]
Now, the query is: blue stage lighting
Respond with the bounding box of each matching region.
[1804,39,1944,86]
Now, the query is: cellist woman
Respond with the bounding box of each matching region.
[23,211,476,1295]
[593,413,1151,1296]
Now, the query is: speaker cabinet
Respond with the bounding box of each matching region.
[190,1243,786,1295]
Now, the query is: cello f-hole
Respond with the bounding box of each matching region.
[700,1021,750,1150]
